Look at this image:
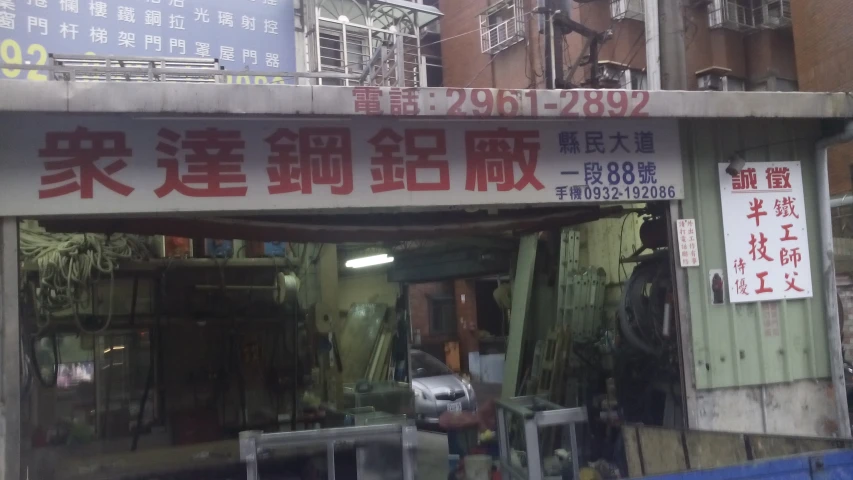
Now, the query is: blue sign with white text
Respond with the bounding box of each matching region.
[0,0,296,83]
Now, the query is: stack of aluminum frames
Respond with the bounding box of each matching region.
[495,396,587,480]
[557,229,607,342]
[240,422,418,480]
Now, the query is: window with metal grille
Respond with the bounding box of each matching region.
[708,0,753,30]
[319,32,343,68]
[753,0,791,28]
[479,0,525,55]
[428,295,455,335]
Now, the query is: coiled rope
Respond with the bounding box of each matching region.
[20,227,151,334]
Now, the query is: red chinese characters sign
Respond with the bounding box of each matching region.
[0,116,683,216]
[719,162,812,303]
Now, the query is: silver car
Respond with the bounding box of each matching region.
[411,349,476,424]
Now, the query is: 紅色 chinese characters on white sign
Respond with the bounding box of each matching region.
[719,162,812,303]
[0,115,684,216]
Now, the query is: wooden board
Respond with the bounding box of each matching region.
[747,434,851,459]
[502,234,538,397]
[636,428,687,475]
[685,430,747,470]
[622,425,853,478]
[339,303,388,382]
[622,425,645,478]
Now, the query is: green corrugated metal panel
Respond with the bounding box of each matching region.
[680,119,830,390]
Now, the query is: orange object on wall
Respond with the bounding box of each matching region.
[445,341,461,373]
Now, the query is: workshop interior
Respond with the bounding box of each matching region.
[19,202,683,480]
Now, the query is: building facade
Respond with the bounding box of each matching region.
[439,0,797,92]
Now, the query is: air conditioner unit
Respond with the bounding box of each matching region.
[698,73,723,91]
[598,64,625,87]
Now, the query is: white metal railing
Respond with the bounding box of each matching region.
[708,0,753,30]
[479,0,525,55]
[753,0,791,28]
[0,53,361,84]
[482,18,519,54]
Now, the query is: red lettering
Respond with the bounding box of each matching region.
[747,198,768,227]
[405,129,450,191]
[755,271,773,294]
[766,167,791,189]
[154,128,247,198]
[265,128,302,194]
[732,168,757,191]
[38,127,134,199]
[464,128,544,192]
[389,88,420,116]
[780,247,802,268]
[774,196,799,218]
[735,278,749,296]
[368,128,450,193]
[784,272,804,292]
[368,129,406,193]
[265,128,353,195]
[353,87,382,115]
[780,224,798,242]
[734,258,746,275]
[748,232,773,262]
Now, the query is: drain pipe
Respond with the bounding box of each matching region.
[817,120,853,438]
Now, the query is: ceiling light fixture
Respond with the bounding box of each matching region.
[345,253,394,269]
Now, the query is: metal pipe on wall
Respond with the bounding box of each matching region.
[816,121,853,438]
[0,218,20,480]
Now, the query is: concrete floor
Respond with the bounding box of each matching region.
[417,431,449,480]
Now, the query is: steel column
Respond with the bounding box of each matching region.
[0,218,21,480]
[817,122,853,438]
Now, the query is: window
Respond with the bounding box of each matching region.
[753,0,791,28]
[627,69,647,90]
[708,0,753,30]
[428,295,455,335]
[319,32,342,68]
[479,0,525,55]
[610,0,645,22]
[411,350,452,378]
[697,74,745,91]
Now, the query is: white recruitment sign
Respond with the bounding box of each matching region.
[719,162,812,303]
[0,115,683,216]
[677,219,699,267]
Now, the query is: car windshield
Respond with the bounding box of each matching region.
[411,350,452,378]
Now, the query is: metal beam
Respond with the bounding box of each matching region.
[1,81,853,118]
[553,11,597,38]
[817,122,853,438]
[0,218,20,480]
[502,234,539,397]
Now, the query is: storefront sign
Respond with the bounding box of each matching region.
[0,0,296,84]
[719,162,812,303]
[677,219,699,267]
[0,115,683,216]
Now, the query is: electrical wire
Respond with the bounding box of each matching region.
[464,53,499,88]
[20,227,151,334]
[421,10,537,50]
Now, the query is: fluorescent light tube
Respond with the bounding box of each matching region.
[345,254,394,269]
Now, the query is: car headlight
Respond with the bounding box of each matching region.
[413,388,426,399]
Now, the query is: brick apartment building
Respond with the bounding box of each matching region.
[438,0,797,92]
[792,0,853,197]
